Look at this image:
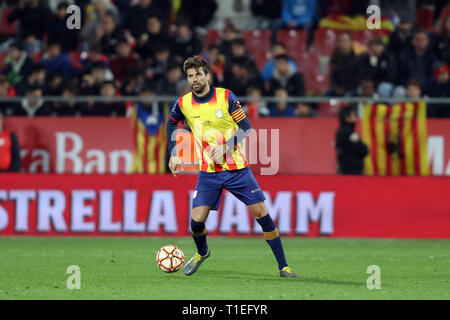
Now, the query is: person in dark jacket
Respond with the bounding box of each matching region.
[335,106,369,175]
[424,64,450,118]
[269,54,305,96]
[0,112,21,172]
[2,41,33,87]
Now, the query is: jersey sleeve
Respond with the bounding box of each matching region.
[227,90,247,123]
[168,100,185,123]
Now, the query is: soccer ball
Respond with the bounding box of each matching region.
[156,245,185,273]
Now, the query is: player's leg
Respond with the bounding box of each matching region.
[191,205,211,256]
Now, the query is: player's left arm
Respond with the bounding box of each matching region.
[225,91,251,151]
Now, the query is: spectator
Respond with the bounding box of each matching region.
[358,77,379,99]
[2,41,33,87]
[424,64,450,118]
[109,39,141,86]
[261,42,298,81]
[0,76,19,116]
[271,0,318,47]
[225,57,264,96]
[435,15,450,67]
[382,0,416,25]
[87,81,125,116]
[98,12,126,56]
[269,54,305,96]
[269,87,296,117]
[227,38,259,75]
[7,0,51,41]
[405,79,422,99]
[358,38,398,97]
[0,113,21,172]
[202,44,225,85]
[155,62,187,97]
[39,40,73,78]
[136,16,172,59]
[398,30,436,88]
[176,0,217,28]
[219,23,240,64]
[329,32,360,96]
[387,17,415,63]
[49,82,85,116]
[335,106,368,175]
[82,0,120,50]
[80,61,112,95]
[15,64,46,95]
[47,1,80,52]
[243,86,270,118]
[172,22,203,62]
[125,0,171,40]
[79,44,110,73]
[250,0,283,28]
[132,82,162,118]
[145,44,177,83]
[121,66,146,96]
[16,85,51,117]
[295,103,316,117]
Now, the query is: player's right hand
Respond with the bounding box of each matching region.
[169,156,184,177]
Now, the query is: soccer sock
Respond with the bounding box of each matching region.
[256,214,288,270]
[191,218,208,256]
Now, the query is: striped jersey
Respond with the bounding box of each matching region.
[169,87,248,172]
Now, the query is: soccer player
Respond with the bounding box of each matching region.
[166,56,298,278]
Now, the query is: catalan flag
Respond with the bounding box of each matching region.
[130,102,169,174]
[361,102,429,176]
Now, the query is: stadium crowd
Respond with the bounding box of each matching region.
[0,0,449,118]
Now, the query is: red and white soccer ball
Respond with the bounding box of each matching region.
[156,245,185,273]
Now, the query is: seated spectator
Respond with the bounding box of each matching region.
[44,71,64,96]
[261,42,298,81]
[202,44,225,86]
[271,0,318,48]
[269,54,305,97]
[435,15,450,67]
[328,32,360,96]
[219,23,241,64]
[49,82,85,117]
[39,40,73,78]
[176,0,216,28]
[398,30,436,89]
[387,17,415,63]
[109,39,141,86]
[335,106,368,175]
[79,44,110,72]
[47,1,80,52]
[295,103,316,117]
[80,61,113,95]
[0,112,21,172]
[133,82,161,117]
[2,41,33,87]
[357,77,379,99]
[155,62,187,97]
[125,0,168,40]
[358,38,398,97]
[87,81,125,116]
[250,0,283,28]
[225,57,264,96]
[121,67,146,96]
[226,38,259,76]
[243,86,269,118]
[405,79,422,99]
[0,76,19,116]
[136,15,172,60]
[7,0,51,42]
[172,21,203,62]
[424,64,450,118]
[145,44,177,83]
[82,0,120,50]
[16,85,51,117]
[98,12,126,56]
[15,64,46,95]
[269,87,296,117]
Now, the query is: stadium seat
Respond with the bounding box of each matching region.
[0,8,18,36]
[69,51,83,69]
[317,100,348,117]
[314,28,338,56]
[416,5,435,31]
[277,29,307,57]
[436,7,450,32]
[242,30,271,70]
[203,30,220,50]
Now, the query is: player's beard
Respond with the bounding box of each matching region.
[192,81,207,95]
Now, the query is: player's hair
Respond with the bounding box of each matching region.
[183,55,209,74]
[338,105,357,125]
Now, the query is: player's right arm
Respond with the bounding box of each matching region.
[166,100,185,177]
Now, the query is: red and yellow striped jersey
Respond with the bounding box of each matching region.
[169,87,248,172]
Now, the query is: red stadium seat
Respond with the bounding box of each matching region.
[277,29,307,59]
[242,30,271,70]
[0,8,18,36]
[203,30,220,50]
[314,28,338,56]
[69,51,83,69]
[317,101,348,117]
[416,5,435,31]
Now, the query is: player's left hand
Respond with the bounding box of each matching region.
[209,144,230,164]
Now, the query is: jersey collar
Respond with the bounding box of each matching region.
[192,86,215,104]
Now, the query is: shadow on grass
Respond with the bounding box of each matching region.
[197,270,364,287]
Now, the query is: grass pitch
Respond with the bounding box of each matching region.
[0,237,448,300]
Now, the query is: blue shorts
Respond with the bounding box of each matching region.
[192,167,266,210]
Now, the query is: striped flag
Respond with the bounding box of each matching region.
[361,102,429,176]
[130,102,169,174]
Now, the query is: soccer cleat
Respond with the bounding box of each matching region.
[279,266,299,278]
[183,248,211,276]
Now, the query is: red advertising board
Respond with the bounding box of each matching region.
[0,174,449,238]
[3,117,450,175]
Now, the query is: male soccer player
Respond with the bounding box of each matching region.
[166,56,298,278]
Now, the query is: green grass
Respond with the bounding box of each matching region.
[0,237,449,300]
